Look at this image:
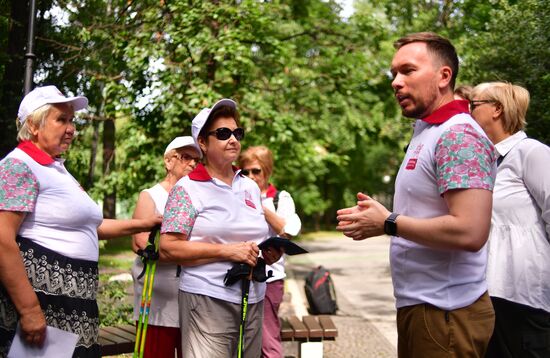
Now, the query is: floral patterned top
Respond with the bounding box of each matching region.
[436,123,496,193]
[159,163,269,305]
[0,158,39,212]
[0,144,103,262]
[161,185,198,235]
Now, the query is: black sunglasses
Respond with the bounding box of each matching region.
[469,99,497,111]
[241,168,261,176]
[207,127,245,141]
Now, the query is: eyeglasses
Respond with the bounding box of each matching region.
[175,153,200,162]
[207,127,245,141]
[241,168,261,176]
[469,99,497,111]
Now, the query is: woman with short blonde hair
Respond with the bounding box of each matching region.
[471,81,550,357]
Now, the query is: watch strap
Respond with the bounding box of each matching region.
[384,212,400,236]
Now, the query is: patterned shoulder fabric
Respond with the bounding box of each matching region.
[435,123,496,195]
[0,158,39,212]
[161,185,198,237]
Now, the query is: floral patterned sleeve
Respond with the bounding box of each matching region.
[435,123,497,195]
[161,185,198,237]
[0,158,39,212]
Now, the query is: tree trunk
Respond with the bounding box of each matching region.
[102,119,116,218]
[86,120,99,191]
[0,0,28,157]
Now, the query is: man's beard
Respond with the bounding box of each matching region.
[400,99,428,119]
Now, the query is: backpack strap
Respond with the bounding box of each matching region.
[273,190,280,211]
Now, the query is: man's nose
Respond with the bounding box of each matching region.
[391,73,404,90]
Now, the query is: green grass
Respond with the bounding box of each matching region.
[99,236,135,270]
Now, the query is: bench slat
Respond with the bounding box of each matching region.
[99,325,136,356]
[280,317,295,340]
[287,315,309,339]
[302,316,324,339]
[101,326,136,341]
[318,315,338,338]
[98,335,122,356]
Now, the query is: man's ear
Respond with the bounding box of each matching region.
[438,65,453,89]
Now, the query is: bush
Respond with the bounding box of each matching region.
[98,276,133,327]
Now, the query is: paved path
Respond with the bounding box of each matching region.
[282,234,397,357]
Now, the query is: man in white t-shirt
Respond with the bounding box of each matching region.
[336,32,497,357]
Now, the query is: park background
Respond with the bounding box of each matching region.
[1,0,549,328]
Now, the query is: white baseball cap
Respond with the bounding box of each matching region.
[164,136,201,156]
[191,98,237,145]
[17,85,88,124]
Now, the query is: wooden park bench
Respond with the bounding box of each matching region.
[99,325,135,356]
[281,315,338,357]
[100,315,337,357]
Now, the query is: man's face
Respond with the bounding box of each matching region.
[390,42,442,119]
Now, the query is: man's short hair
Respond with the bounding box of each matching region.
[394,32,459,89]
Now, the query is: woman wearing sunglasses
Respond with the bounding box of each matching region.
[130,136,201,358]
[470,82,550,357]
[159,99,281,357]
[238,145,301,358]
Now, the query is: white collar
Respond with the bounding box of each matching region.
[494,131,527,157]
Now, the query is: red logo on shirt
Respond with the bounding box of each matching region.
[244,191,256,209]
[405,144,423,170]
[406,158,417,170]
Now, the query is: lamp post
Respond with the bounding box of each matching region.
[24,0,37,95]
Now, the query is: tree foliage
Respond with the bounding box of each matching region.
[0,0,548,228]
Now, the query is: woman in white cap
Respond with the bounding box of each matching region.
[130,136,201,358]
[0,86,160,357]
[159,99,281,357]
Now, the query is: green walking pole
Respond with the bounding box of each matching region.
[133,225,160,358]
[237,268,252,358]
[224,260,272,358]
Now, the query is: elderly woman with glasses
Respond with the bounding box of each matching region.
[130,136,201,358]
[238,145,301,358]
[470,82,550,357]
[0,86,160,357]
[159,99,281,357]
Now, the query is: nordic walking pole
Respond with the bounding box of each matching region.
[133,225,160,358]
[138,258,158,357]
[237,267,252,358]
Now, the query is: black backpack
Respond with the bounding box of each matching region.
[304,265,338,315]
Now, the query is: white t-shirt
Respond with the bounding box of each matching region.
[486,131,550,312]
[0,142,103,262]
[161,164,270,304]
[391,102,497,311]
[131,183,181,327]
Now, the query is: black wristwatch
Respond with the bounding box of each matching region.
[384,213,400,236]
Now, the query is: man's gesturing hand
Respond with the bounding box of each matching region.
[336,192,391,240]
